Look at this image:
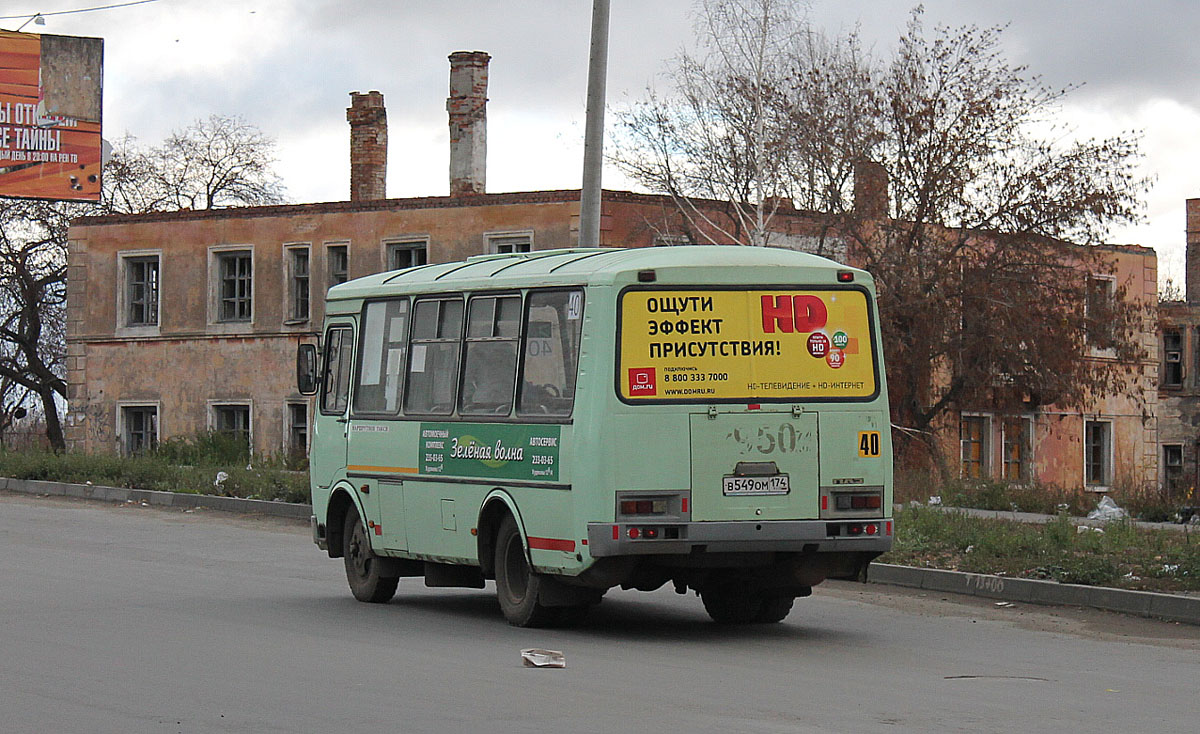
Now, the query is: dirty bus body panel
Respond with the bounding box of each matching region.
[301,246,892,627]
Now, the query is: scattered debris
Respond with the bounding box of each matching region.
[521,648,565,668]
[1162,564,1180,575]
[1076,525,1104,534]
[213,471,229,490]
[994,602,1016,608]
[928,495,942,506]
[1086,496,1128,522]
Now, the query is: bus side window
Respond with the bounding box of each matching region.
[321,326,354,415]
[404,297,463,415]
[518,290,583,417]
[353,298,410,415]
[460,295,521,416]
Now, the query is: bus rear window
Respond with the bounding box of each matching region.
[618,288,877,402]
[518,290,584,417]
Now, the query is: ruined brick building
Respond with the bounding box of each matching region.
[64,51,1160,491]
[1156,198,1200,498]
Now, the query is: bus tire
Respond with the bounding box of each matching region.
[700,588,761,624]
[754,594,795,624]
[494,515,556,627]
[344,506,399,604]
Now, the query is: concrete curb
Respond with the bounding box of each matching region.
[868,562,1200,626]
[0,477,312,520]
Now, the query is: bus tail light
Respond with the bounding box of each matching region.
[832,490,884,512]
[620,499,668,516]
[616,492,689,519]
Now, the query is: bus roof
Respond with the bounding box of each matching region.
[327,245,862,301]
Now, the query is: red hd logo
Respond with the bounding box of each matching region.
[761,295,828,334]
[628,367,657,396]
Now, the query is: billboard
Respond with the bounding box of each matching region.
[619,288,879,402]
[0,30,103,202]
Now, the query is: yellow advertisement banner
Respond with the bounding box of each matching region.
[619,289,877,401]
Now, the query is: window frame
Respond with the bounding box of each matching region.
[485,230,533,255]
[117,402,160,455]
[1085,274,1116,357]
[960,413,991,479]
[352,297,412,418]
[516,288,585,419]
[1083,419,1112,489]
[1001,416,1033,482]
[458,293,523,417]
[1163,329,1183,388]
[208,401,253,450]
[208,245,254,328]
[320,325,355,416]
[284,243,311,325]
[385,237,430,272]
[326,242,350,290]
[286,401,309,456]
[116,249,162,336]
[403,296,465,416]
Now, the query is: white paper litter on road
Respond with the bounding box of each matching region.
[521,648,565,668]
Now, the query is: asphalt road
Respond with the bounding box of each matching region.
[2,492,1197,734]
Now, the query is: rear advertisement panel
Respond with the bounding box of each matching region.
[618,288,878,402]
[0,31,103,202]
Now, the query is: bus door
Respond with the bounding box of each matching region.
[312,323,355,490]
[345,298,414,552]
[689,411,821,521]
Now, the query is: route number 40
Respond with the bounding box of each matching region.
[857,431,881,458]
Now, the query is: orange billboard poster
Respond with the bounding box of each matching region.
[0,30,103,203]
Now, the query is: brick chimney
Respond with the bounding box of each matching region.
[447,51,490,197]
[853,159,889,221]
[347,91,387,201]
[1186,198,1200,301]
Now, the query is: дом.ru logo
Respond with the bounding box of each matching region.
[628,367,657,396]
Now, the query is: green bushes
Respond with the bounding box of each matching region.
[0,435,310,504]
[882,505,1200,593]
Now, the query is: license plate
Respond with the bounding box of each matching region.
[722,474,790,496]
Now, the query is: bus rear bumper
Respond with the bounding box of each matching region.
[586,519,892,557]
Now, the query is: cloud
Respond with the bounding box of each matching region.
[17,0,1198,281]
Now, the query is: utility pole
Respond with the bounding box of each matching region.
[578,0,610,247]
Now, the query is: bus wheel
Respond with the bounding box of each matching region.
[344,507,399,603]
[754,594,795,623]
[700,588,761,624]
[494,515,556,627]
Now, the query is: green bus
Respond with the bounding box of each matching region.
[298,246,893,626]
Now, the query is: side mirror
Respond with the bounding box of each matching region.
[297,344,319,395]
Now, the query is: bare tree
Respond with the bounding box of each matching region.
[101,115,287,213]
[611,0,806,245]
[843,14,1150,471]
[614,4,1151,473]
[0,199,73,449]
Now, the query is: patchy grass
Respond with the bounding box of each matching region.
[895,470,1194,523]
[0,446,309,504]
[881,505,1200,593]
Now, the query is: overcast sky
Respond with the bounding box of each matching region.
[9,0,1199,284]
